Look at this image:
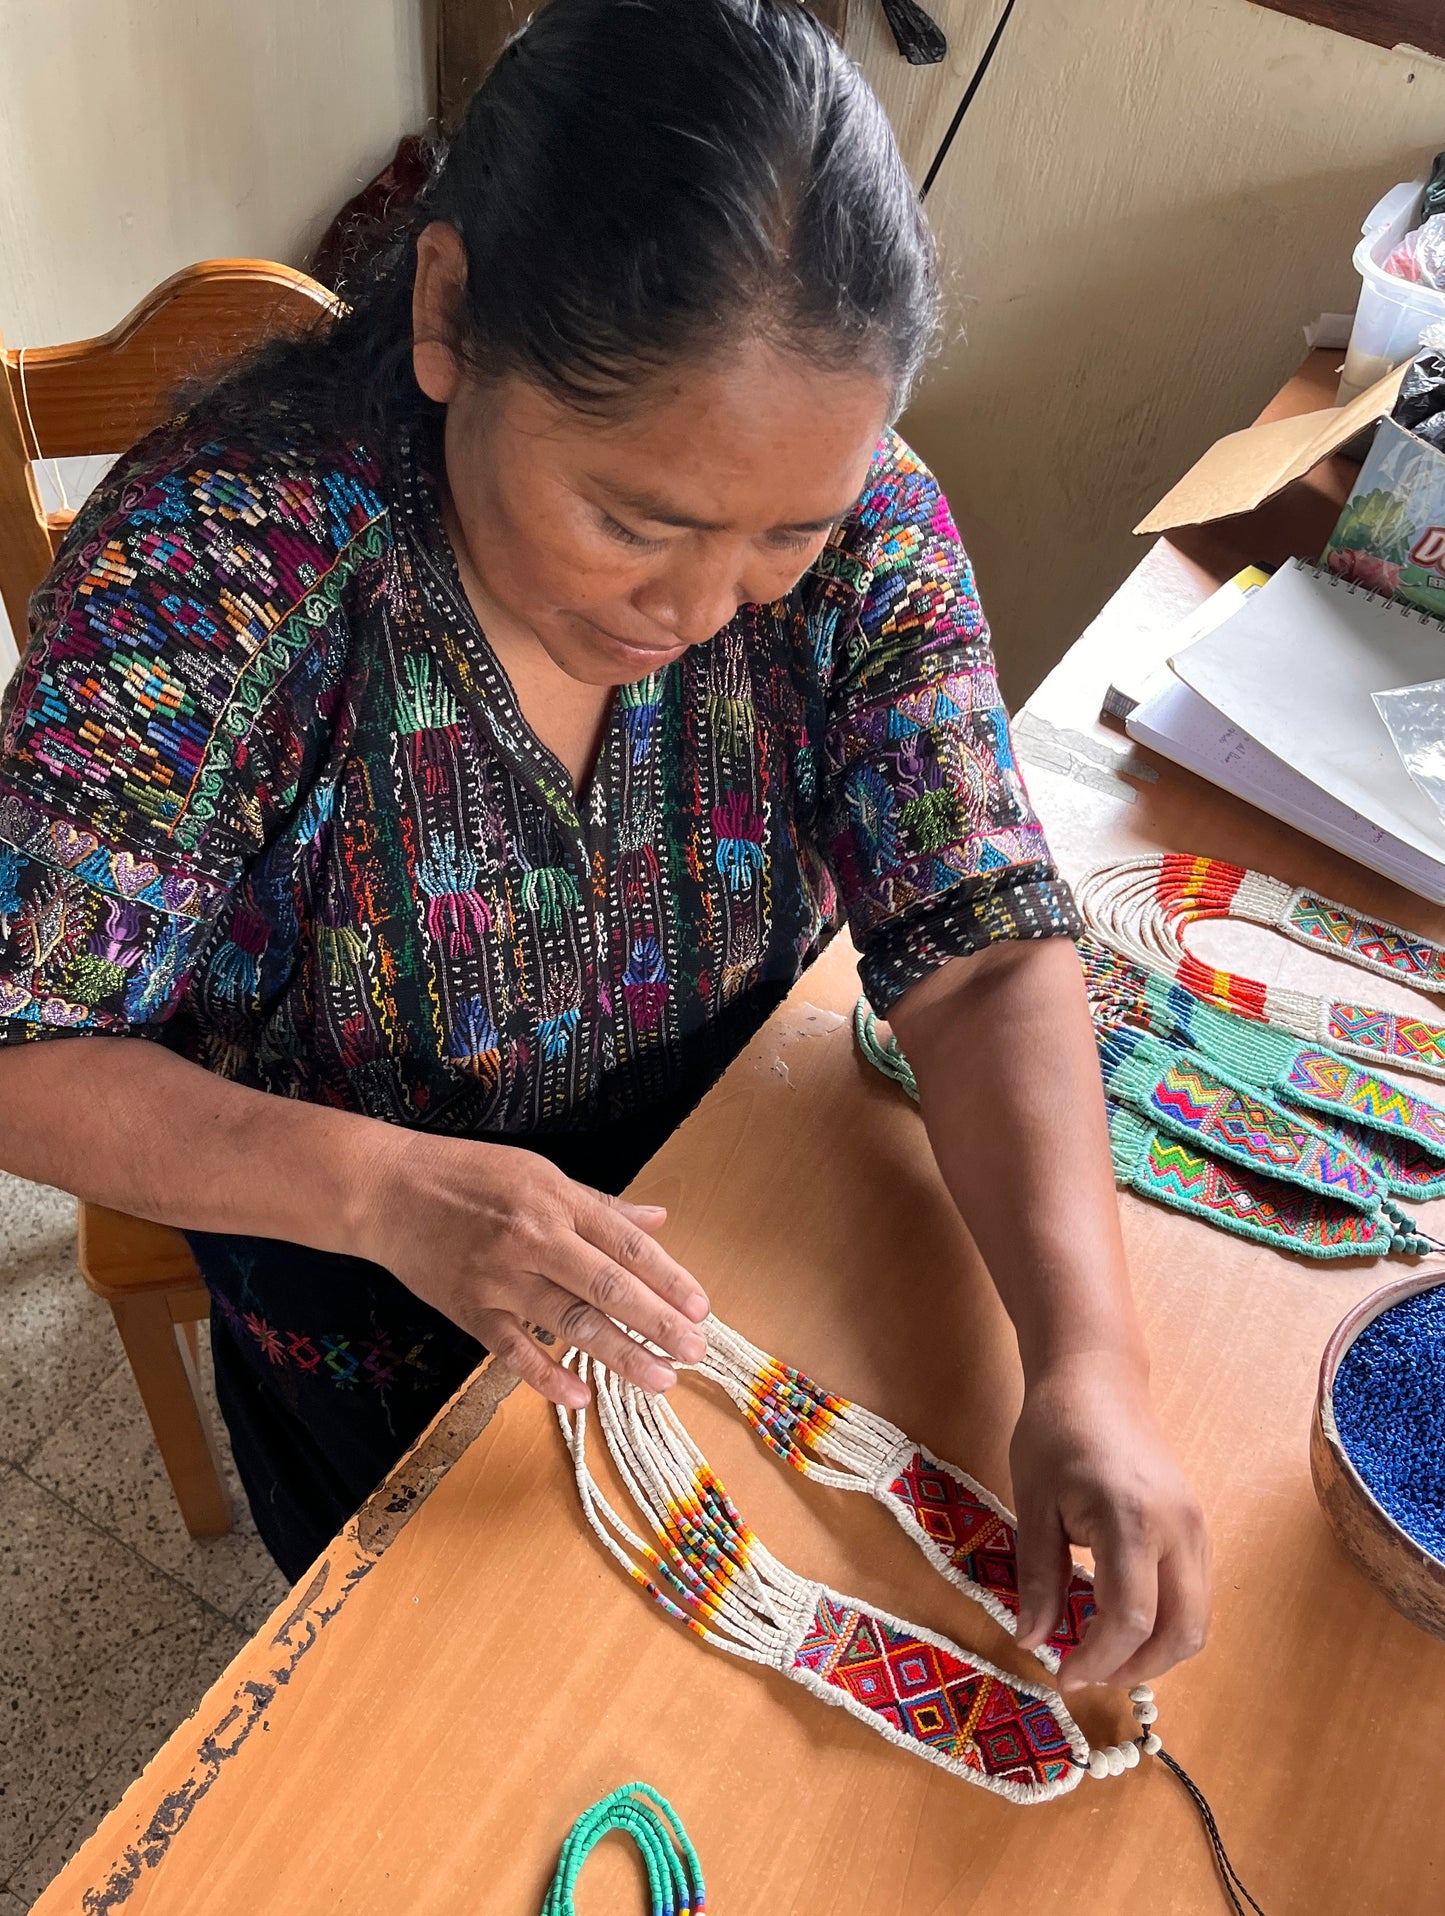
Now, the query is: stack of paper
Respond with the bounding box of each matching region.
[1126,558,1445,903]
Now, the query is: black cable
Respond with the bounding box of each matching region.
[1154,1747,1270,1916]
[918,0,1020,203]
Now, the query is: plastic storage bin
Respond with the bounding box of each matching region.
[1339,180,1445,404]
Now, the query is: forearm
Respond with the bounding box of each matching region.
[0,1036,384,1254]
[887,937,1145,1384]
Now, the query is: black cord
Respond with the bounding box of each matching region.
[1154,1747,1270,1916]
[918,0,1020,202]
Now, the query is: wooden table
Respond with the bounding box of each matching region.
[34,357,1445,1914]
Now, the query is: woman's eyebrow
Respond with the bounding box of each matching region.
[600,481,859,534]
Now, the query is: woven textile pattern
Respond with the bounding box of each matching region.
[1082,935,1445,1199]
[0,418,1077,1172]
[793,1595,1079,1793]
[1149,1059,1378,1201]
[1136,1125,1385,1253]
[887,1449,1096,1657]
[1078,854,1445,1079]
[1285,1050,1445,1146]
[1286,892,1445,984]
[1325,1004,1445,1071]
[563,1342,1093,1805]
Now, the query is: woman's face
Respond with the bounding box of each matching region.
[413,225,894,687]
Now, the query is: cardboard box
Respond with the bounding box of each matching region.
[1134,362,1406,535]
[1322,415,1445,617]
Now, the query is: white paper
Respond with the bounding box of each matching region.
[1169,558,1445,862]
[1127,675,1445,904]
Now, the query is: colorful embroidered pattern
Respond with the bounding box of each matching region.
[1287,891,1445,985]
[887,1449,1096,1658]
[1129,1119,1389,1255]
[0,419,1078,1203]
[1081,936,1445,1201]
[561,1343,1093,1806]
[209,1287,433,1393]
[1324,1003,1445,1072]
[1148,1059,1377,1202]
[1285,1049,1445,1147]
[792,1596,1078,1794]
[1078,855,1445,1081]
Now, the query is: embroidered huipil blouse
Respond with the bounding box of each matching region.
[0,417,1079,1167]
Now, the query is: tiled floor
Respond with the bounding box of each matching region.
[0,1169,286,1909]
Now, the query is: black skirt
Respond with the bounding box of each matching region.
[187,1118,683,1580]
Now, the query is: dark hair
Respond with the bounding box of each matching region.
[194,0,938,446]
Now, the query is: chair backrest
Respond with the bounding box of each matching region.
[0,258,341,649]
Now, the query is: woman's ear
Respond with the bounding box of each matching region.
[412,221,468,404]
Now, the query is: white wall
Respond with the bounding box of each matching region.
[852,0,1445,701]
[0,0,433,679]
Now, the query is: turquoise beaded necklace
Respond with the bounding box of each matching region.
[855,999,1440,1261]
[541,1784,704,1916]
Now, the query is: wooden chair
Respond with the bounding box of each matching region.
[0,261,341,1536]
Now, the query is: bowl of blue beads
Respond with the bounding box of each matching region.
[1312,1270,1445,1641]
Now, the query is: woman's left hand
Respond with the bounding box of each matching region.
[1008,1350,1211,1691]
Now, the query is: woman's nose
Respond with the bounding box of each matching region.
[634,551,754,647]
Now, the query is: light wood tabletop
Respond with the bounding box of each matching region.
[32,357,1445,1914]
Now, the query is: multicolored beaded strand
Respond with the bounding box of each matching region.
[1077,854,1445,1080]
[557,1342,1158,1805]
[540,1785,704,1916]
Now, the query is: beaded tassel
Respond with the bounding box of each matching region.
[1082,936,1445,1199]
[557,1346,1155,1805]
[695,1314,1096,1671]
[1077,854,1445,1081]
[857,1001,1436,1261]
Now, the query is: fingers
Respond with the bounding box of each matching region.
[1104,1529,1213,1690]
[541,1233,709,1372]
[521,1274,686,1392]
[583,1191,710,1324]
[1013,1501,1072,1651]
[478,1311,589,1410]
[1058,1515,1159,1692]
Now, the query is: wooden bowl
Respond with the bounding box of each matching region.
[1312,1268,1445,1642]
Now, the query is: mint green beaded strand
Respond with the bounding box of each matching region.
[541,1784,705,1916]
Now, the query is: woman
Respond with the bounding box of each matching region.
[0,0,1207,1683]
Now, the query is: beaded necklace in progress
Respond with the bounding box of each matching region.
[856,1000,1439,1261]
[1081,936,1445,1201]
[557,1329,1157,1805]
[1077,855,1445,1080]
[556,1320,1269,1913]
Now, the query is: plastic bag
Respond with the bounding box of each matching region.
[1392,321,1445,451]
[1374,677,1445,830]
[1383,212,1445,290]
[1423,150,1445,224]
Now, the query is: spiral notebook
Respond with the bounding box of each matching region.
[1126,558,1445,903]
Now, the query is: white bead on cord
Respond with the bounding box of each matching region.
[1086,1684,1159,1781]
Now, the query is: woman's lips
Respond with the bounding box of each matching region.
[584,620,688,663]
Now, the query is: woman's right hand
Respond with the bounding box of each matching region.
[355,1130,710,1407]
